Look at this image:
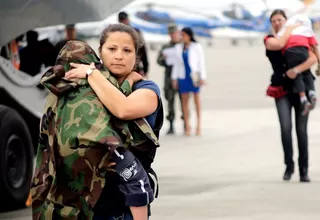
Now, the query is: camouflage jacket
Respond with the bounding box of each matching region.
[31,40,160,220]
[157,41,177,76]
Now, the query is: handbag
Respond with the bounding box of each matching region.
[266,85,287,98]
[316,63,320,76]
[190,71,201,87]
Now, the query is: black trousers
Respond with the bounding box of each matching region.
[284,46,315,93]
[275,93,309,175]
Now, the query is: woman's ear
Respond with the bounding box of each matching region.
[98,47,102,57]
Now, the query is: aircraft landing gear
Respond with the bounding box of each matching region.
[0,106,34,212]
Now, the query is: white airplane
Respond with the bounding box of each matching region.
[200,0,309,42]
[106,0,313,46]
[25,0,317,49]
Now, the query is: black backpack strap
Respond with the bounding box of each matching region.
[131,80,163,199]
[153,98,164,139]
[132,80,164,140]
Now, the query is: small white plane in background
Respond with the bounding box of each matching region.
[34,0,317,49]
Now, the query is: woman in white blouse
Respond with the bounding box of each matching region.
[171,27,206,136]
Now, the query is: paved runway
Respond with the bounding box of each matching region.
[2,37,320,220]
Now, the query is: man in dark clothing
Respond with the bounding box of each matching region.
[157,24,184,134]
[38,38,56,67]
[19,30,43,76]
[118,11,149,77]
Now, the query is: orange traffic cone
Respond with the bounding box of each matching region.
[25,192,32,207]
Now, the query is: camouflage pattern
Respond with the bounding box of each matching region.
[167,23,178,34]
[157,41,182,122]
[31,40,159,220]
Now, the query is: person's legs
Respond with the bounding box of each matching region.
[292,95,311,182]
[165,84,177,134]
[178,92,185,131]
[293,74,306,97]
[303,71,317,109]
[193,91,201,136]
[275,95,294,180]
[180,92,191,136]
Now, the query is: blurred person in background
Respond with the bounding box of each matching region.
[19,30,42,76]
[157,23,184,134]
[276,14,319,115]
[264,9,317,182]
[54,24,78,59]
[118,11,149,77]
[171,27,206,136]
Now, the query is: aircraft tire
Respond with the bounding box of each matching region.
[0,105,34,212]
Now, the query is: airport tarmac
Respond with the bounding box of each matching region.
[1,37,320,220]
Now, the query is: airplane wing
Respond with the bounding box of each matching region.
[0,0,133,47]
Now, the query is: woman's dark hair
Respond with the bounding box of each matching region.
[99,23,143,54]
[181,27,196,42]
[269,9,287,21]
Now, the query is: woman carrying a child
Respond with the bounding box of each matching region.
[63,24,162,220]
[32,24,162,220]
[264,9,318,182]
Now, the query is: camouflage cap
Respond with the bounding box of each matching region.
[167,23,178,34]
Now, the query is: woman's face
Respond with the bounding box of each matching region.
[100,31,136,77]
[271,14,286,33]
[181,31,191,43]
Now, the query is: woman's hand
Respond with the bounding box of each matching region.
[126,71,143,84]
[172,80,178,90]
[65,62,96,79]
[107,162,116,172]
[199,79,205,86]
[286,68,298,79]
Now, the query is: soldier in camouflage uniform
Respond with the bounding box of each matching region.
[31,40,160,220]
[157,24,184,134]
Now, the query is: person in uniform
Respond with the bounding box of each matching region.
[157,24,183,134]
